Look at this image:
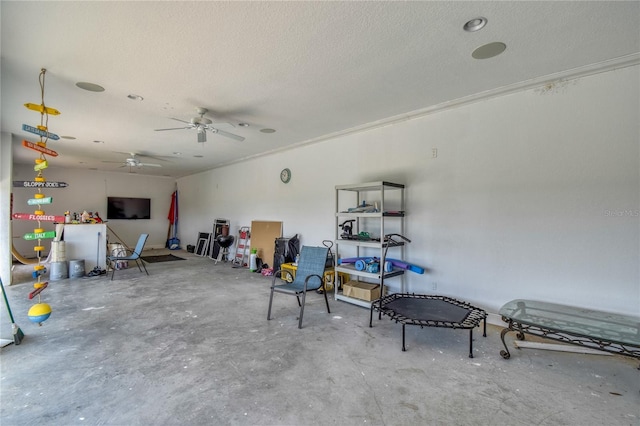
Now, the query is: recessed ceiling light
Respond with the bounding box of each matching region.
[93,140,104,144]
[260,128,276,133]
[173,152,182,155]
[76,82,105,92]
[60,135,76,140]
[127,94,144,101]
[193,155,203,158]
[464,17,487,32]
[472,42,506,59]
[238,123,250,127]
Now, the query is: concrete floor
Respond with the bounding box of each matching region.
[1,249,638,425]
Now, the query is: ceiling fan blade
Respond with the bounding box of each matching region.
[139,163,162,167]
[155,126,192,131]
[210,127,245,142]
[170,117,192,125]
[210,121,236,129]
[135,153,172,162]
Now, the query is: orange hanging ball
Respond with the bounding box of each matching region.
[28,303,51,324]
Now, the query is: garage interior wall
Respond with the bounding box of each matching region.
[178,65,639,317]
[6,65,639,317]
[10,165,175,253]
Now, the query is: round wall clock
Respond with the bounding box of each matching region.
[280,168,291,184]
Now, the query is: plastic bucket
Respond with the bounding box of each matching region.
[50,241,66,262]
[69,259,85,278]
[49,261,68,281]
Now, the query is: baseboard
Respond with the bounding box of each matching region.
[486,312,505,327]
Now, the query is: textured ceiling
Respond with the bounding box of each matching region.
[2,1,639,177]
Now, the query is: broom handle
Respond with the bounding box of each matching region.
[0,278,17,323]
[106,225,132,251]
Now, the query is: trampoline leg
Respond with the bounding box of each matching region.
[468,329,474,358]
[483,317,487,337]
[402,324,406,352]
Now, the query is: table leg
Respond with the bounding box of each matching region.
[500,323,512,359]
[402,324,406,351]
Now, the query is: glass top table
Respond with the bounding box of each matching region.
[498,299,640,362]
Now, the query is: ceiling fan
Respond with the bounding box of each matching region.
[103,153,162,172]
[154,107,245,143]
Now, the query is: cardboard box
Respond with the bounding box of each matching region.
[342,281,380,301]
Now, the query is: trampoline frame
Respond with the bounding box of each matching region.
[370,293,487,357]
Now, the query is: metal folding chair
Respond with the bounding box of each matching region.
[107,234,149,280]
[267,245,330,328]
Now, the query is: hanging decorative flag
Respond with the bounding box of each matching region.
[24,103,61,115]
[167,190,180,250]
[22,140,58,156]
[22,124,59,140]
[27,197,53,205]
[12,213,65,222]
[23,231,56,240]
[13,181,68,188]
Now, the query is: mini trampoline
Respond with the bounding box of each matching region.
[370,294,487,358]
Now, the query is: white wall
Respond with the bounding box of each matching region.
[178,65,639,316]
[11,162,175,255]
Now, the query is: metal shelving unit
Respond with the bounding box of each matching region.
[334,181,406,308]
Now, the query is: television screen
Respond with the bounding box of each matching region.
[107,197,151,220]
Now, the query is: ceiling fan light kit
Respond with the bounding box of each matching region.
[197,127,206,143]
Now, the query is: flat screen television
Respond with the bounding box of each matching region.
[107,197,151,220]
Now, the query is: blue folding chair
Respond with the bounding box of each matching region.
[267,245,330,328]
[107,234,149,280]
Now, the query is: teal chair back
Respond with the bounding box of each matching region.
[267,245,331,328]
[108,233,149,280]
[132,234,149,257]
[289,246,329,291]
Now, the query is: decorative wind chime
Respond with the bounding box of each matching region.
[12,68,67,325]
